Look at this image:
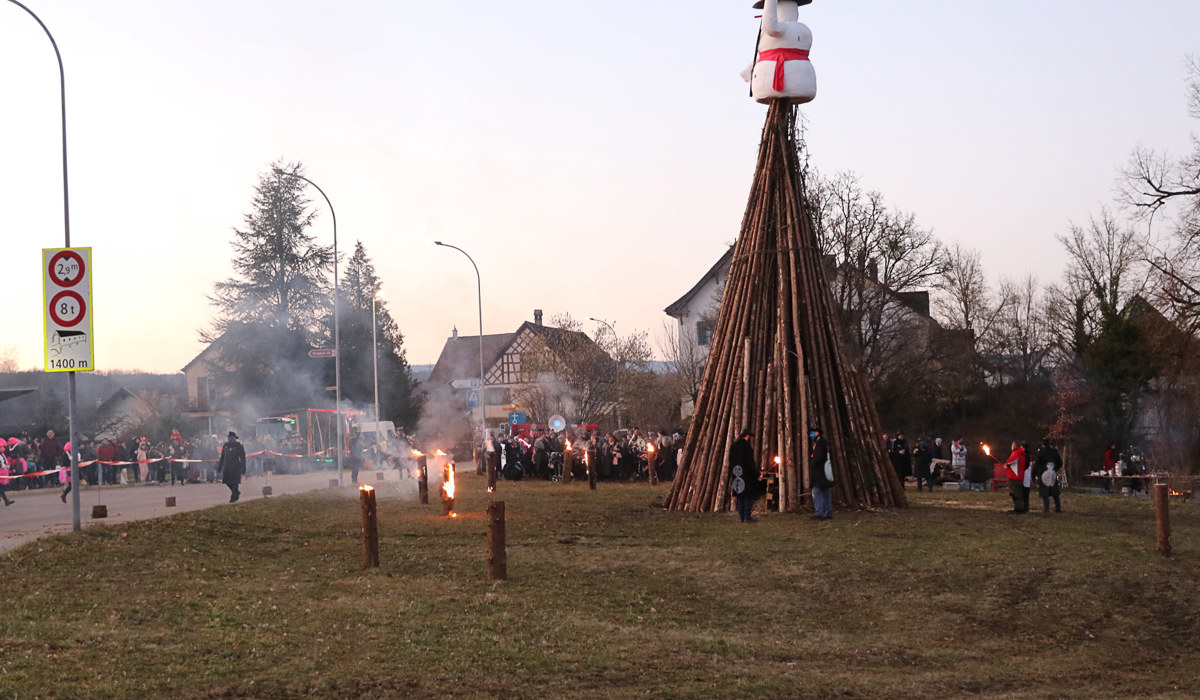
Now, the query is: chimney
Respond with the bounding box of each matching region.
[534,309,543,326]
[452,325,458,339]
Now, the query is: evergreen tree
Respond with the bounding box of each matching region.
[207,161,334,337]
[202,161,337,426]
[331,241,421,430]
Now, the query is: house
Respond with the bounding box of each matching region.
[664,247,951,416]
[87,387,160,440]
[180,339,232,436]
[427,310,616,428]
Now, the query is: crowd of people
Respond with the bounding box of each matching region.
[474,427,685,483]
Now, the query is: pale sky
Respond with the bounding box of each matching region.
[3,1,1198,374]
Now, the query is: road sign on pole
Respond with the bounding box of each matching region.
[467,390,481,408]
[309,349,337,358]
[43,247,94,372]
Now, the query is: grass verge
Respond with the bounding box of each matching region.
[2,475,1198,699]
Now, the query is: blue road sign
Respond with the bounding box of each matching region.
[467,391,481,408]
[509,412,526,426]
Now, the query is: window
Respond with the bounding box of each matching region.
[485,387,511,405]
[696,320,714,347]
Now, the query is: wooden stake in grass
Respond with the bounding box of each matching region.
[1155,482,1171,557]
[487,500,507,581]
[563,442,574,484]
[646,443,658,486]
[360,484,379,568]
[442,462,457,517]
[416,452,429,505]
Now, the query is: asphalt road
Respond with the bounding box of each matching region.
[0,469,406,554]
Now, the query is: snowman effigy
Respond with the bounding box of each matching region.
[667,1,907,515]
[741,0,816,103]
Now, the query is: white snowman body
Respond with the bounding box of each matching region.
[742,0,816,104]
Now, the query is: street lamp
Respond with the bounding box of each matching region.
[587,317,623,429]
[434,241,486,448]
[274,168,344,486]
[7,0,82,531]
[372,288,383,425]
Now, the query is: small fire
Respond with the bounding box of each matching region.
[443,463,456,500]
[411,449,424,457]
[435,449,447,457]
[982,444,991,457]
[774,456,781,466]
[646,443,656,454]
[565,439,573,451]
[583,449,589,466]
[360,484,374,493]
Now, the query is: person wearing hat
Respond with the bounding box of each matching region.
[217,431,247,503]
[1032,438,1064,514]
[808,426,833,520]
[728,429,762,523]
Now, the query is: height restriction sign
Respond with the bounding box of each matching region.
[43,247,94,372]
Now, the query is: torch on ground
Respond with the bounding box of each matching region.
[442,461,457,517]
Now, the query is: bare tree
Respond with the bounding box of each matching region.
[1055,208,1148,338]
[985,275,1056,385]
[1121,58,1200,322]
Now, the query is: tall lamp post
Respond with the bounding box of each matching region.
[372,289,382,424]
[8,0,82,530]
[587,317,623,429]
[434,241,486,448]
[274,168,344,486]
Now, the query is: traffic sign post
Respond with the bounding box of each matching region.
[43,247,94,372]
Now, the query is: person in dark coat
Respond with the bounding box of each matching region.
[808,426,833,520]
[889,433,911,487]
[728,430,761,523]
[217,431,246,503]
[347,429,364,484]
[913,439,934,492]
[1032,437,1064,513]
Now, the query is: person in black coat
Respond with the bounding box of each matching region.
[217,431,246,503]
[1032,437,1064,513]
[889,433,911,487]
[728,430,762,523]
[913,439,934,492]
[809,426,833,520]
[347,430,364,484]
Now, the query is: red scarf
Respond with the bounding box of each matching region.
[757,48,811,92]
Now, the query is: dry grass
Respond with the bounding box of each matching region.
[2,475,1198,699]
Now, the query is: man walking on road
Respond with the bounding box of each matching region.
[217,431,246,503]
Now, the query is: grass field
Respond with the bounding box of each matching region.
[2,474,1198,699]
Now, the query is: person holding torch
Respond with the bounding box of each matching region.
[1004,441,1030,514]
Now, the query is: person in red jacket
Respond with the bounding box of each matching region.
[1005,441,1029,514]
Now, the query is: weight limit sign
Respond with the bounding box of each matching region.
[43,247,95,372]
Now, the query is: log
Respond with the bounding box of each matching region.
[418,455,429,505]
[487,500,507,581]
[1155,483,1171,556]
[360,485,380,568]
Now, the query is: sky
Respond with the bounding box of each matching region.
[2,0,1198,375]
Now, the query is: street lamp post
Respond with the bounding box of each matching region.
[7,0,82,530]
[372,289,382,425]
[434,241,486,450]
[587,317,623,429]
[275,168,344,486]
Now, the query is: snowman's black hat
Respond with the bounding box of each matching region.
[753,0,812,8]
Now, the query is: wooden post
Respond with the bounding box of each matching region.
[587,451,597,490]
[486,455,497,493]
[165,496,176,507]
[487,500,507,581]
[1154,482,1171,556]
[418,455,429,505]
[360,485,380,568]
[441,463,456,516]
[646,445,658,486]
[91,504,107,518]
[563,447,574,484]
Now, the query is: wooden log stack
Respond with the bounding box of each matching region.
[666,102,906,514]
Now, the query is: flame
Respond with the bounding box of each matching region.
[443,463,456,500]
[435,449,447,456]
[565,439,573,451]
[646,443,656,454]
[411,449,424,457]
[774,456,781,465]
[359,484,374,493]
[583,450,589,465]
[982,444,991,457]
